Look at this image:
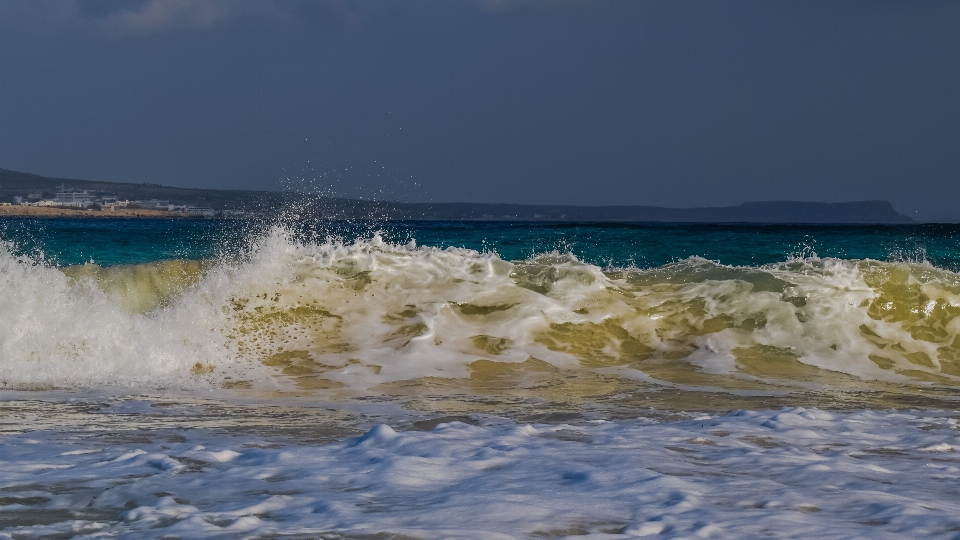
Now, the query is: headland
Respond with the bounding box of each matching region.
[0,168,915,223]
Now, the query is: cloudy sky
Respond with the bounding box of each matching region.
[1,0,958,220]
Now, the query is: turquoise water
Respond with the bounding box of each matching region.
[5,216,960,399]
[2,218,960,269]
[5,224,960,539]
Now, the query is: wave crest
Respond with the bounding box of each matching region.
[3,228,960,396]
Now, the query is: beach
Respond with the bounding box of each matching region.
[0,205,186,219]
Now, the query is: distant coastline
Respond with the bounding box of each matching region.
[0,168,914,223]
[0,204,185,219]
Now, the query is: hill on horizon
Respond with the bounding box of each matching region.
[0,168,914,223]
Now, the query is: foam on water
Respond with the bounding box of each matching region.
[0,241,234,389]
[3,228,960,401]
[4,224,960,538]
[1,406,959,538]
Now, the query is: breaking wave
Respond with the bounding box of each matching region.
[3,228,960,398]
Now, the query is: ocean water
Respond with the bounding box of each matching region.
[2,218,960,538]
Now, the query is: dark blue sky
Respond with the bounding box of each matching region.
[1,1,959,220]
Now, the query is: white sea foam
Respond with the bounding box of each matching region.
[2,229,960,393]
[0,241,236,388]
[1,407,959,538]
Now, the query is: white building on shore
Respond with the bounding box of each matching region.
[52,185,95,208]
[11,187,222,217]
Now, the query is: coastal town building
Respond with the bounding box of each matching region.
[52,185,95,207]
[140,199,171,209]
[8,185,225,217]
[185,206,216,217]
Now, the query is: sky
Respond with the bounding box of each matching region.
[1,1,959,221]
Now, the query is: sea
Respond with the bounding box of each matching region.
[2,217,960,539]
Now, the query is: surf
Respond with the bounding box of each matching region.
[2,227,960,408]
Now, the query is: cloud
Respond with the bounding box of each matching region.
[0,0,359,35]
[480,0,605,15]
[0,0,601,36]
[77,0,258,32]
